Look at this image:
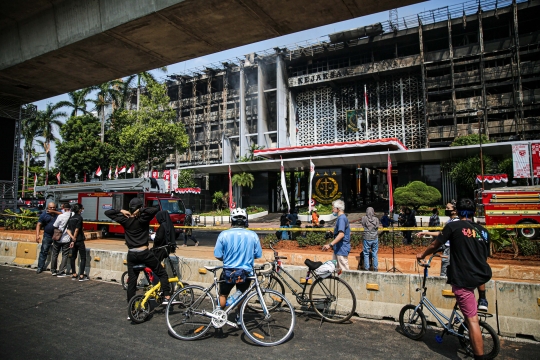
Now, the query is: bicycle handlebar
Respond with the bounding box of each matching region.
[254,262,273,275]
[417,252,448,267]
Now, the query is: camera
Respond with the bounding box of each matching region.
[325,231,333,240]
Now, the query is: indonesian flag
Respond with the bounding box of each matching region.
[56,172,61,184]
[118,165,126,174]
[127,164,135,174]
[308,158,315,212]
[387,153,393,213]
[84,172,86,183]
[33,173,37,197]
[95,166,102,177]
[108,167,112,180]
[228,165,234,209]
[280,157,290,213]
[115,166,119,179]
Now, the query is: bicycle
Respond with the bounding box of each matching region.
[128,245,189,324]
[250,240,356,323]
[165,264,295,346]
[399,252,500,359]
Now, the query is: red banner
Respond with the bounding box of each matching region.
[162,170,170,181]
[532,142,540,178]
[512,143,530,178]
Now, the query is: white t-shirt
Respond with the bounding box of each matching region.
[53,211,73,243]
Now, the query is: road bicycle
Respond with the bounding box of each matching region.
[128,245,189,324]
[399,252,500,359]
[165,264,295,346]
[251,240,356,323]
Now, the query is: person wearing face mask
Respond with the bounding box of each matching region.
[361,207,380,271]
[322,199,351,270]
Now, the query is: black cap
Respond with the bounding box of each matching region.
[129,198,143,208]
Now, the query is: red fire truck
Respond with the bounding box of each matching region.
[475,186,540,239]
[35,178,186,237]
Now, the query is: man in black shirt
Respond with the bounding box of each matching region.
[417,198,491,360]
[105,198,170,308]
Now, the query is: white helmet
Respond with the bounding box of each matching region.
[230,208,248,226]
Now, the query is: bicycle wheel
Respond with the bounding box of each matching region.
[240,289,295,346]
[246,275,285,312]
[458,320,500,359]
[128,294,151,324]
[309,276,356,323]
[399,304,427,340]
[166,285,214,340]
[121,271,149,291]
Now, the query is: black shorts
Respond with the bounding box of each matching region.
[219,271,251,297]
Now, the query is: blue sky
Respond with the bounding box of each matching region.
[31,0,451,165]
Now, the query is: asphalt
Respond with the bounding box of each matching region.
[1,265,538,359]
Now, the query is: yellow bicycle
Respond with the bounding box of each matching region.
[128,245,190,323]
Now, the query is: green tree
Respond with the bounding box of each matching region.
[118,82,188,172]
[20,104,40,197]
[36,103,66,176]
[178,169,196,188]
[55,114,113,181]
[238,143,266,162]
[57,89,92,117]
[451,133,494,147]
[89,80,123,143]
[124,67,167,111]
[232,172,254,208]
[393,181,441,210]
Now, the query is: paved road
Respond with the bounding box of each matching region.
[0,266,537,360]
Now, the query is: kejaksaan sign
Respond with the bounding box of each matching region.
[289,68,354,87]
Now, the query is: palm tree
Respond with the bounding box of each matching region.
[20,105,40,197]
[57,88,91,117]
[124,67,167,111]
[36,103,66,177]
[89,80,122,142]
[232,172,255,208]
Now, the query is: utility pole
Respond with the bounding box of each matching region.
[478,110,485,191]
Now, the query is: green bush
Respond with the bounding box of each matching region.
[297,231,327,247]
[3,209,38,230]
[517,237,538,256]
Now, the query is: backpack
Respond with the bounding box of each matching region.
[223,268,248,284]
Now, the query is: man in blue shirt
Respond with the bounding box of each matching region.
[214,208,262,313]
[35,202,62,274]
[322,199,351,270]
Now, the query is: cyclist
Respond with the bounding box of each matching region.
[105,198,171,309]
[214,208,262,324]
[417,198,491,360]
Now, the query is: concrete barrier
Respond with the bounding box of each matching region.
[13,242,38,267]
[86,249,125,283]
[496,281,540,341]
[0,240,17,264]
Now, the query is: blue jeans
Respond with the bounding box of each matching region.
[363,239,379,271]
[37,233,53,270]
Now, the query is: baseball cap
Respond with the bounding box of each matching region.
[129,198,143,208]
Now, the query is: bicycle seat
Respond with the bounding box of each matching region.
[304,259,323,271]
[133,264,147,271]
[204,265,223,272]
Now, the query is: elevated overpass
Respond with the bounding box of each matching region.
[0,0,421,107]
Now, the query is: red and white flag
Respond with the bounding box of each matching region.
[531,142,540,178]
[56,172,61,185]
[308,158,315,212]
[512,143,531,178]
[229,165,234,209]
[108,167,112,180]
[280,156,290,213]
[95,166,102,177]
[387,153,393,213]
[118,165,126,174]
[33,173,37,197]
[115,166,119,179]
[83,172,86,183]
[127,164,135,174]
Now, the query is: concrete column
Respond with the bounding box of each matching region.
[276,55,290,148]
[239,64,249,158]
[257,62,269,148]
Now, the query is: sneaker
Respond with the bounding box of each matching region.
[478,298,488,312]
[71,274,78,280]
[79,276,89,282]
[51,270,57,276]
[181,244,187,247]
[195,242,199,247]
[56,272,68,277]
[162,297,170,305]
[36,268,43,274]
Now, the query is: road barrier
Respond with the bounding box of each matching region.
[13,242,38,266]
[0,240,17,264]
[496,281,540,341]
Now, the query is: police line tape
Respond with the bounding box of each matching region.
[3,214,539,231]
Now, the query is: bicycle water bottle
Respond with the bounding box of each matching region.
[226,290,242,306]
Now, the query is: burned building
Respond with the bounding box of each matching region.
[165,0,540,210]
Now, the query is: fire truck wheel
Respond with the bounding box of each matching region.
[99,225,110,238]
[518,222,538,240]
